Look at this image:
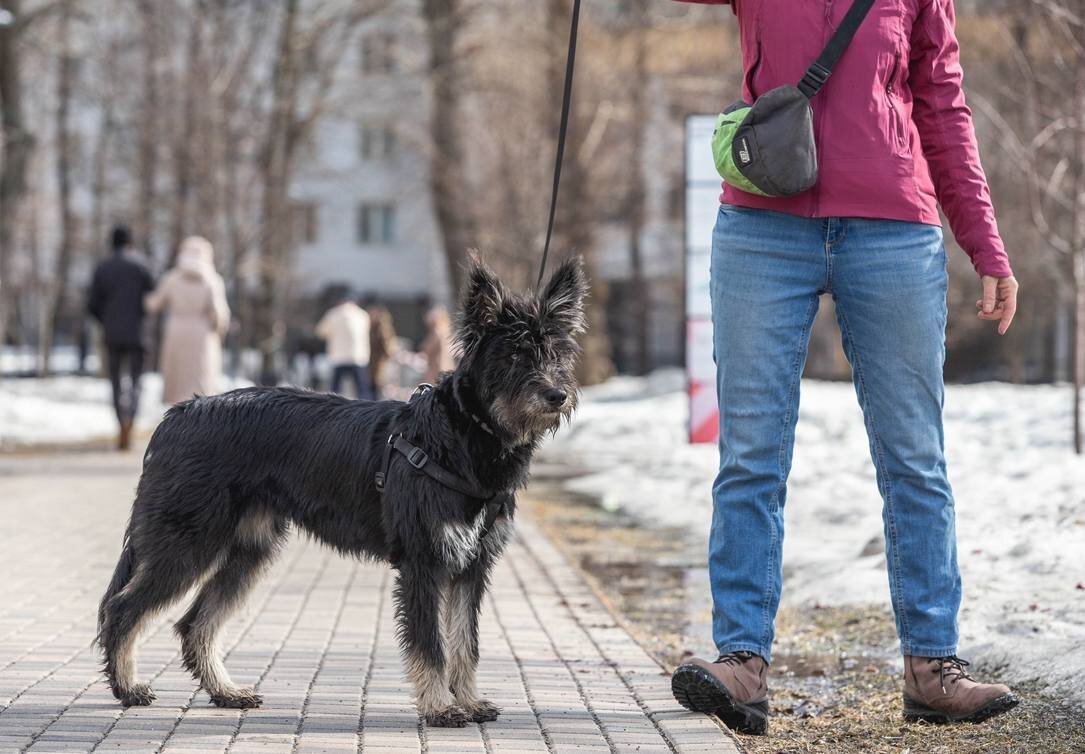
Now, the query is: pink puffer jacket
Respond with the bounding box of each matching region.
[679,0,1012,278]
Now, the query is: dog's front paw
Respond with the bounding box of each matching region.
[210,687,263,709]
[467,699,501,723]
[425,705,470,728]
[117,684,156,707]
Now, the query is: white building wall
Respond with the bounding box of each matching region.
[290,0,450,305]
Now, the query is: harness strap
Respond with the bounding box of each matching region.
[375,385,508,539]
[377,434,495,501]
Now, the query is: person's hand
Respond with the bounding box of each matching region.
[976,275,1018,335]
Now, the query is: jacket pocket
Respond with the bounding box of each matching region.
[884,52,908,155]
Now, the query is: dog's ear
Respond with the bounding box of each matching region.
[457,254,506,349]
[540,256,588,335]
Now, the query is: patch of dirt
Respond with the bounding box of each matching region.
[524,479,1085,754]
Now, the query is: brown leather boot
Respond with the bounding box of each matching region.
[903,655,1019,724]
[118,419,132,451]
[671,651,769,734]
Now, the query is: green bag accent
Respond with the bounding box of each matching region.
[712,104,769,197]
[710,89,818,198]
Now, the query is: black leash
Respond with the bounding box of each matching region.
[537,0,582,290]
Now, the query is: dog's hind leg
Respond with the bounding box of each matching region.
[394,558,467,727]
[99,556,200,707]
[443,554,500,723]
[176,515,284,709]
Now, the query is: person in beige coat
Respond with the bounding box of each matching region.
[420,306,456,385]
[146,236,231,404]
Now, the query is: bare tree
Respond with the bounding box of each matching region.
[621,0,650,375]
[38,0,79,374]
[255,0,383,376]
[421,0,479,295]
[546,0,612,384]
[0,0,36,346]
[135,0,161,255]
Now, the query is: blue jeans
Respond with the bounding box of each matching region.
[709,205,960,662]
[331,363,374,400]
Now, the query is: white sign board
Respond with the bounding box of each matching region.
[685,116,721,443]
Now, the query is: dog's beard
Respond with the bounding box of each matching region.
[491,395,575,445]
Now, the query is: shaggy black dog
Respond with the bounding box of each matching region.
[97,257,588,727]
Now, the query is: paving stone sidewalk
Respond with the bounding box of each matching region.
[0,450,742,754]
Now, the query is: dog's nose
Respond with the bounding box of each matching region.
[541,388,568,408]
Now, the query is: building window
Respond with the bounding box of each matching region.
[357,203,396,245]
[291,202,319,245]
[361,33,396,74]
[360,124,396,161]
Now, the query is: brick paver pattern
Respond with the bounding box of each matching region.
[0,451,741,754]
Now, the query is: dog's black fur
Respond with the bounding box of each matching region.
[97,257,588,727]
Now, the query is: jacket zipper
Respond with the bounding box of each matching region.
[885,52,905,152]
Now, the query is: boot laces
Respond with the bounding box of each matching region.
[932,655,973,694]
[716,650,758,667]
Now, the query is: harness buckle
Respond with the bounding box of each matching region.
[406,447,428,469]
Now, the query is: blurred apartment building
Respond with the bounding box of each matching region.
[289,1,733,366]
[287,4,447,345]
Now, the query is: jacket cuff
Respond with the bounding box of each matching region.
[973,253,1014,279]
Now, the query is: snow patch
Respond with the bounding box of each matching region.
[546,370,1085,700]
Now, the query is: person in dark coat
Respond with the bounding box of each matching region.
[87,225,155,450]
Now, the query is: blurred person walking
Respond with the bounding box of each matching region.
[420,306,455,385]
[367,304,398,399]
[145,236,230,404]
[87,225,155,450]
[669,0,1020,736]
[316,294,372,399]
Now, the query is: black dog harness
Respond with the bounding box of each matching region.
[375,386,506,536]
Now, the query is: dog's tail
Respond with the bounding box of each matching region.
[97,527,136,642]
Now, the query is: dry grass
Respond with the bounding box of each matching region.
[524,482,1085,754]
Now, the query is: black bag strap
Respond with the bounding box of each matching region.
[797,0,877,99]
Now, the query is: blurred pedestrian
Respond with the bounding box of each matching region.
[367,304,398,399]
[316,294,372,399]
[87,225,155,450]
[420,306,455,385]
[145,236,230,404]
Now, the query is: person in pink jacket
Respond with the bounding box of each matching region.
[669,0,1020,735]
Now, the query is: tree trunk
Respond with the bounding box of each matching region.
[546,0,612,384]
[42,2,77,376]
[136,0,160,255]
[0,0,35,348]
[1072,5,1085,454]
[1074,256,1083,454]
[421,0,477,296]
[256,0,300,379]
[626,0,650,375]
[168,13,203,262]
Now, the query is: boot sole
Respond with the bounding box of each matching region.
[671,664,769,735]
[903,692,1020,724]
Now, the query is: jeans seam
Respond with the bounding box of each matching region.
[836,306,912,649]
[759,294,819,651]
[822,226,832,291]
